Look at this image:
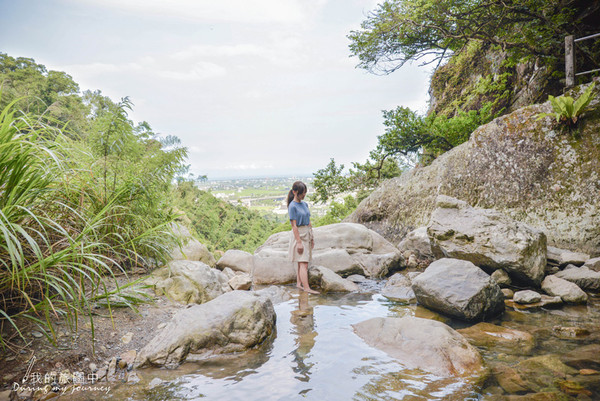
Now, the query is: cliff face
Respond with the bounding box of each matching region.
[429,41,561,118]
[348,81,600,255]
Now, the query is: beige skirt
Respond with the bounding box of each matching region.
[288,226,313,263]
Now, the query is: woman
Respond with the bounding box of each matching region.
[287,181,319,294]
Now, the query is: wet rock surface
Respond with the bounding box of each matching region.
[353,316,486,377]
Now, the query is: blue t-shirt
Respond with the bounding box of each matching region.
[288,200,311,226]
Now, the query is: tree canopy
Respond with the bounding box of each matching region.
[348,0,599,75]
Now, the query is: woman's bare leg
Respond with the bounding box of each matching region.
[299,262,319,294]
[296,263,303,289]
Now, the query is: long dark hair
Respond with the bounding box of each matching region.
[287,181,307,207]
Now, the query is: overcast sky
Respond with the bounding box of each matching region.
[1,0,433,179]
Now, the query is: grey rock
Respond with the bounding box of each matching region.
[252,248,297,285]
[252,223,404,284]
[147,260,229,304]
[381,273,416,303]
[353,316,485,377]
[308,265,359,292]
[107,357,117,381]
[427,196,547,286]
[346,274,368,283]
[134,291,276,368]
[216,250,254,274]
[411,258,505,321]
[347,87,600,256]
[222,267,236,280]
[397,226,435,261]
[546,246,589,267]
[540,295,563,307]
[583,257,600,272]
[254,285,292,304]
[541,275,588,304]
[491,269,511,287]
[228,273,252,290]
[147,377,164,389]
[406,271,422,282]
[170,223,216,267]
[555,265,600,291]
[513,290,541,304]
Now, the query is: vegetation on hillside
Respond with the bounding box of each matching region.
[0,53,188,350]
[314,0,600,202]
[173,180,277,253]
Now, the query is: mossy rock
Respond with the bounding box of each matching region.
[349,82,600,255]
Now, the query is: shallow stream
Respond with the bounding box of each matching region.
[65,283,600,400]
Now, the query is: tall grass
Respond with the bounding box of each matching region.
[0,100,176,352]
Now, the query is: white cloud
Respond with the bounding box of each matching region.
[157,61,226,81]
[73,0,328,24]
[57,58,226,82]
[171,44,269,61]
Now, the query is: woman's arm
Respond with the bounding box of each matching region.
[291,220,304,254]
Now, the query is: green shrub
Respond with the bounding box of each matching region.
[0,101,176,350]
[538,82,596,126]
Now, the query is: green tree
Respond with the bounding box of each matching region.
[312,105,493,201]
[0,53,89,134]
[348,0,595,75]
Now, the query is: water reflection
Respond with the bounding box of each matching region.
[58,290,600,400]
[289,291,317,382]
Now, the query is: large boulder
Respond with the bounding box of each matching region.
[146,260,229,304]
[252,247,297,285]
[134,291,276,368]
[541,275,588,304]
[216,249,254,274]
[347,83,600,256]
[170,223,216,267]
[308,265,359,293]
[555,265,600,291]
[353,316,485,377]
[411,258,505,321]
[427,195,547,286]
[251,223,403,284]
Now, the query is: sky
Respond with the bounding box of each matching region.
[1,0,434,179]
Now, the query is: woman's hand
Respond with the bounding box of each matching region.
[297,242,304,254]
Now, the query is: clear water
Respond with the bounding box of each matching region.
[63,285,600,401]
